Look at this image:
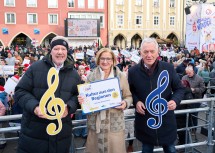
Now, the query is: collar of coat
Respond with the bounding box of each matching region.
[42,54,75,70]
[87,66,122,82]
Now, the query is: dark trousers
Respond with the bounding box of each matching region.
[142,143,176,153]
[189,103,201,131]
[176,115,187,144]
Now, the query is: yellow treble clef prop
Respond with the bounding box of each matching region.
[39,67,65,135]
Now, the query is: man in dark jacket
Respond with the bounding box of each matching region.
[15,36,81,153]
[175,59,189,79]
[128,38,184,153]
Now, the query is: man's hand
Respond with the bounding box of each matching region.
[168,100,177,110]
[34,106,47,119]
[136,101,146,115]
[61,105,68,118]
[191,88,195,92]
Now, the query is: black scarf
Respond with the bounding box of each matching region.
[141,59,159,76]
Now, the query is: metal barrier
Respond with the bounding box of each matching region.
[132,98,215,153]
[0,98,214,153]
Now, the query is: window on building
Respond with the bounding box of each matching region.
[75,15,80,18]
[48,0,58,8]
[68,0,74,7]
[153,0,159,7]
[78,0,85,8]
[88,0,94,8]
[87,15,92,18]
[136,0,142,6]
[27,0,37,7]
[80,14,86,18]
[100,15,104,28]
[4,0,15,7]
[170,0,175,7]
[117,15,123,25]
[98,0,104,9]
[170,16,175,25]
[49,14,58,25]
[69,15,75,18]
[116,0,124,5]
[27,13,38,24]
[5,13,16,24]
[154,16,159,25]
[136,15,142,25]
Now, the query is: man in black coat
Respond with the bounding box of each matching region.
[15,36,81,153]
[175,59,190,79]
[128,38,184,153]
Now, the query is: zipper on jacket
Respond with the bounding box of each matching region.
[156,129,159,146]
[150,79,159,146]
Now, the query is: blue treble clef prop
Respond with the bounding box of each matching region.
[145,70,169,129]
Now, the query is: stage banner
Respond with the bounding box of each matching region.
[78,78,122,114]
[186,4,215,52]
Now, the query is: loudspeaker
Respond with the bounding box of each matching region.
[185,7,191,15]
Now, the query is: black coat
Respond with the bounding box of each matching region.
[176,87,193,110]
[176,87,193,127]
[15,54,81,153]
[175,62,187,79]
[128,61,184,146]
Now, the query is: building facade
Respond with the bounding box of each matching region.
[0,0,108,48]
[1,0,213,48]
[108,0,185,49]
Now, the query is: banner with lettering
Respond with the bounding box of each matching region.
[75,53,84,59]
[186,4,215,52]
[199,4,215,52]
[121,50,131,58]
[77,78,122,114]
[0,65,14,75]
[86,49,95,56]
[112,50,119,57]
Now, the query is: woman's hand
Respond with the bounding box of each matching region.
[115,100,127,110]
[78,95,85,105]
[81,75,87,82]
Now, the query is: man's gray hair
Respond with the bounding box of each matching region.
[140,37,159,50]
[185,65,194,72]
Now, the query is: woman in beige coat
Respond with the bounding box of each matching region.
[78,48,132,153]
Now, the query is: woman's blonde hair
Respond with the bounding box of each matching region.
[78,65,85,71]
[96,48,117,66]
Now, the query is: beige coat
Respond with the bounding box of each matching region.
[85,66,132,153]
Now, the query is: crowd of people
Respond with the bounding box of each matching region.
[0,36,214,153]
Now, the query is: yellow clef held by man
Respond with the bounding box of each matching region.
[39,67,65,135]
